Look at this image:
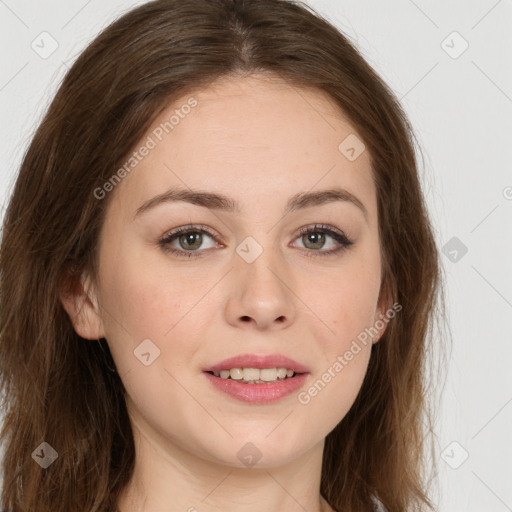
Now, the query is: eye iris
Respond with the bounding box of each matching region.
[180,232,202,250]
[303,232,325,250]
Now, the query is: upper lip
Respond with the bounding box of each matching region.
[203,353,310,373]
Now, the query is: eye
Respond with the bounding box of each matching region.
[291,224,354,258]
[158,223,354,259]
[158,224,220,258]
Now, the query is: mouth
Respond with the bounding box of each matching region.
[202,368,309,403]
[201,354,310,402]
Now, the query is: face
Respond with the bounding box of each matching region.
[68,73,390,469]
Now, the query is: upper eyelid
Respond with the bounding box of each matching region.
[160,224,222,242]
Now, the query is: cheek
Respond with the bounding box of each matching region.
[315,263,381,348]
[96,256,185,373]
[296,340,372,442]
[101,251,195,334]
[99,254,219,383]
[299,297,374,422]
[304,260,379,422]
[324,346,372,425]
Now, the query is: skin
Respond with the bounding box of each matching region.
[61,72,391,512]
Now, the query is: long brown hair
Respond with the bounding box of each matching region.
[0,0,448,510]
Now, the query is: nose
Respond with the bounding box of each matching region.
[224,245,296,331]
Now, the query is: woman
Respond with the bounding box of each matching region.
[0,0,447,511]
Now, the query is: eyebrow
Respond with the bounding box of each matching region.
[134,186,368,221]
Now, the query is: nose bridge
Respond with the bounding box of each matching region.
[235,234,286,294]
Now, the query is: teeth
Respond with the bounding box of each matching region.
[212,367,297,383]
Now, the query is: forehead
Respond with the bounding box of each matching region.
[112,73,376,221]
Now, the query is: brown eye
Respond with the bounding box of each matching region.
[301,231,326,250]
[292,224,354,258]
[178,232,203,250]
[159,225,219,258]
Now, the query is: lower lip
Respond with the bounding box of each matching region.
[203,371,308,404]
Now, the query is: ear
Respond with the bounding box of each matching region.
[372,279,394,345]
[60,267,105,340]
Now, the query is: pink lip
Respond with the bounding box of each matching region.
[202,353,310,373]
[203,372,309,404]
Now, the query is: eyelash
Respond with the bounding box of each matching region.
[158,223,354,259]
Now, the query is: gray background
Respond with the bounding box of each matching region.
[0,1,511,510]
